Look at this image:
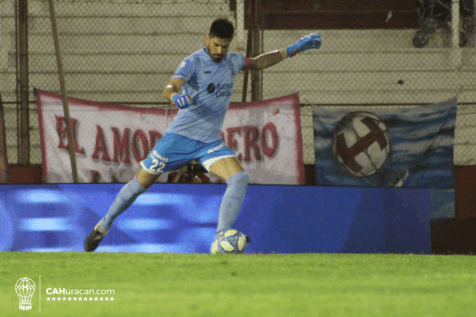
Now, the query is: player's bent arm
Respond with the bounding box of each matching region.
[163,78,185,103]
[242,49,288,71]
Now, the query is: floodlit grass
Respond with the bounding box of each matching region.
[1,252,475,317]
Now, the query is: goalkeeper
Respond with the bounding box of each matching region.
[84,18,321,253]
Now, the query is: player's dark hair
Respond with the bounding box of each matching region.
[209,18,234,39]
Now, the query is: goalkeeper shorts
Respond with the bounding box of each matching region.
[140,132,236,174]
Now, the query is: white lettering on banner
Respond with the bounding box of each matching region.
[35,89,304,184]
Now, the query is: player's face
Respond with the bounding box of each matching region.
[206,35,232,63]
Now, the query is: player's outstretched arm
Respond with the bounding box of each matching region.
[163,78,191,109]
[243,33,321,71]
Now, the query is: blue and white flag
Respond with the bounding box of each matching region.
[313,99,457,189]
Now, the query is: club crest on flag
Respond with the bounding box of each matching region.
[332,111,391,179]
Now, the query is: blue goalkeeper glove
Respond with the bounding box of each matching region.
[286,33,321,58]
[172,93,192,109]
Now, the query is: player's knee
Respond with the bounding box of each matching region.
[227,171,249,189]
[136,168,160,189]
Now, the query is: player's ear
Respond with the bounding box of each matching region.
[205,34,210,45]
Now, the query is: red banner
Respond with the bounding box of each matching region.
[35,89,304,184]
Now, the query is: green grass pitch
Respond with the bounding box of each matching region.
[1,252,475,317]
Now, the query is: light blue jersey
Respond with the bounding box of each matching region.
[166,48,245,143]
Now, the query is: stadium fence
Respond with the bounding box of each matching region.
[0,0,475,169]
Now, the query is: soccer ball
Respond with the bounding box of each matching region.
[211,229,248,254]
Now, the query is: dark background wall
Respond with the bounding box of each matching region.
[240,0,419,29]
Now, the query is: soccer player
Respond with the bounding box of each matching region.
[84,18,321,253]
